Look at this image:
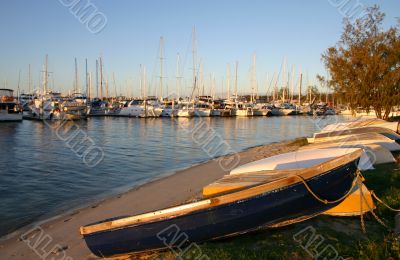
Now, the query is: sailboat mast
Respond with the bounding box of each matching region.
[88,72,92,100]
[100,56,103,100]
[265,73,269,101]
[85,58,88,98]
[298,67,302,105]
[28,64,31,94]
[96,59,99,98]
[251,53,256,103]
[290,65,295,102]
[272,66,277,102]
[44,54,48,94]
[159,36,164,100]
[192,27,197,99]
[282,58,286,102]
[139,65,143,98]
[143,65,147,117]
[74,58,79,94]
[200,63,204,96]
[227,64,230,100]
[176,53,181,98]
[113,73,117,99]
[235,61,238,100]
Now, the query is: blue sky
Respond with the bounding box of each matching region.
[0,0,399,97]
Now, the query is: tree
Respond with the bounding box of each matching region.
[322,6,400,119]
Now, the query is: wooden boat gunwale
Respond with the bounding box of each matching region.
[80,149,362,236]
[321,119,393,132]
[313,126,400,139]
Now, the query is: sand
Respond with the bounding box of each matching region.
[0,139,305,260]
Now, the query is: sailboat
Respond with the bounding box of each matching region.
[119,66,162,118]
[231,61,253,117]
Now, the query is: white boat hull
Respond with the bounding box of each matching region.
[194,109,211,117]
[230,148,372,174]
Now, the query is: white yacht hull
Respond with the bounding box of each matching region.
[194,109,211,117]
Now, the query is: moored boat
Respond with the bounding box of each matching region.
[0,89,23,122]
[80,148,362,257]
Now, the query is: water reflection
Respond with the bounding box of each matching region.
[0,116,341,237]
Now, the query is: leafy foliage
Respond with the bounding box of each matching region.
[322,6,400,119]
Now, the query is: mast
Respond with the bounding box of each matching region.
[99,56,103,100]
[227,64,230,100]
[282,57,287,102]
[272,66,277,102]
[290,65,295,103]
[265,73,269,101]
[143,65,147,117]
[113,73,117,99]
[159,36,164,100]
[234,61,238,100]
[251,52,256,103]
[200,63,204,96]
[139,65,143,98]
[176,53,182,99]
[44,54,48,94]
[17,70,21,101]
[85,58,88,98]
[298,67,302,105]
[96,59,99,98]
[105,78,109,100]
[192,26,197,99]
[28,64,32,94]
[88,72,92,100]
[74,58,79,94]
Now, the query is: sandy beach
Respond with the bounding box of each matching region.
[0,139,306,260]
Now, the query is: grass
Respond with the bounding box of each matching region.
[130,156,400,260]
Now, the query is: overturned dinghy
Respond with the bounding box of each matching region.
[308,127,400,144]
[204,148,368,197]
[81,149,363,258]
[230,148,372,174]
[306,133,400,151]
[321,119,399,133]
[301,135,400,165]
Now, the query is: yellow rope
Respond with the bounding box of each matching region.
[359,178,366,233]
[293,170,361,205]
[371,191,400,212]
[360,188,390,231]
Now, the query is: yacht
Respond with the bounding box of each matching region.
[61,93,88,120]
[25,92,63,120]
[194,102,211,117]
[232,102,253,117]
[0,89,23,121]
[160,100,178,117]
[176,101,195,117]
[253,103,271,116]
[119,99,162,118]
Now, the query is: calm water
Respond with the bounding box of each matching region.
[0,116,345,237]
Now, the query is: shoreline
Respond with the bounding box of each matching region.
[0,138,307,260]
[0,138,302,241]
